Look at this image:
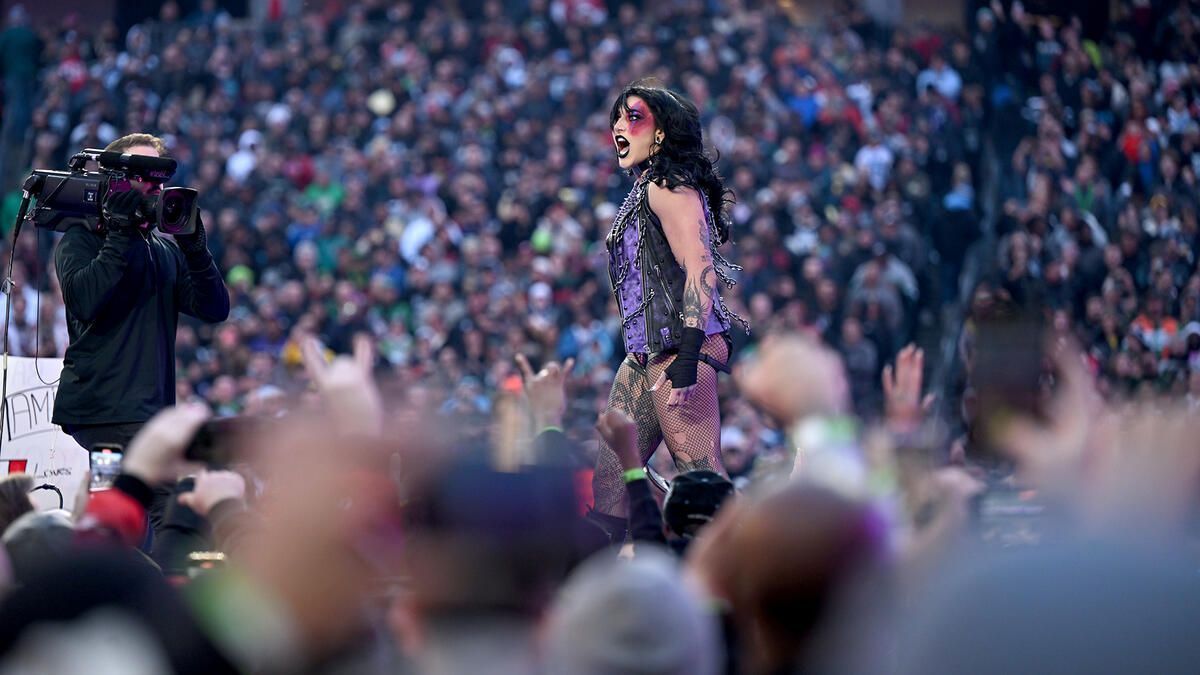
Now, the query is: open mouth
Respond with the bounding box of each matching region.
[614,135,630,158]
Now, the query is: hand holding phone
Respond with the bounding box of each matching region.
[176,470,248,517]
[121,404,212,484]
[185,416,269,466]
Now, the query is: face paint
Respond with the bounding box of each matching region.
[627,101,654,137]
[612,95,659,171]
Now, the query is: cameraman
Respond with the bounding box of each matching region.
[52,133,229,455]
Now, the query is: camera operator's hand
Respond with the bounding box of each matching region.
[101,189,144,231]
[175,214,210,260]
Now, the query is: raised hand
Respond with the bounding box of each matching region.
[122,402,211,484]
[177,470,247,517]
[301,332,383,436]
[735,333,848,427]
[514,354,575,431]
[882,344,935,433]
[239,416,404,660]
[596,409,640,471]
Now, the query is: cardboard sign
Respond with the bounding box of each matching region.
[0,357,87,510]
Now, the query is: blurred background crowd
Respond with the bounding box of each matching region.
[0,0,1198,673]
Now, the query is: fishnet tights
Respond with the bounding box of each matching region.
[592,334,730,517]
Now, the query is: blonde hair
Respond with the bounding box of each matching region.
[104,133,168,156]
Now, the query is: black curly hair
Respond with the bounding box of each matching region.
[610,79,733,244]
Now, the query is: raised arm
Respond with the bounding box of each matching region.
[173,217,230,323]
[56,227,139,323]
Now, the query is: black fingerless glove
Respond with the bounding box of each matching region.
[175,215,210,262]
[665,327,705,389]
[101,189,145,230]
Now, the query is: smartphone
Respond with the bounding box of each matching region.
[90,444,124,491]
[185,416,268,466]
[972,484,1047,548]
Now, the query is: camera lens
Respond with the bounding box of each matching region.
[154,187,199,234]
[161,191,183,226]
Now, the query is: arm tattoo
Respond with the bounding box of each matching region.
[697,220,711,263]
[682,263,715,329]
[681,218,716,329]
[682,275,704,328]
[699,265,715,304]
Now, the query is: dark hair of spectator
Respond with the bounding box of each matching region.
[104,133,168,156]
[0,474,34,535]
[610,79,733,244]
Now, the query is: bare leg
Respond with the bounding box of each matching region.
[647,334,729,475]
[591,356,664,517]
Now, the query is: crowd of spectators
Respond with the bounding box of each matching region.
[965,0,1200,407]
[0,1,1197,673]
[0,0,1008,478]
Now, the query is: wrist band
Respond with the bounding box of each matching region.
[676,327,706,358]
[622,467,647,483]
[791,415,858,451]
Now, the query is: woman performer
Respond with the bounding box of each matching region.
[588,80,747,541]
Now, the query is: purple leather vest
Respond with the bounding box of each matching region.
[606,179,733,355]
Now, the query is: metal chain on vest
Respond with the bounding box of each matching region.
[696,190,751,335]
[608,176,750,334]
[607,176,655,327]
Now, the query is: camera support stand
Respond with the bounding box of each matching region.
[0,174,42,460]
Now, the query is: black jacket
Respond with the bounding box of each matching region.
[53,224,229,426]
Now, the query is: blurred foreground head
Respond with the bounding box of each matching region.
[698,482,890,674]
[545,547,720,675]
[401,460,606,618]
[0,549,233,674]
[0,474,34,536]
[393,460,609,674]
[897,540,1200,675]
[2,510,73,585]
